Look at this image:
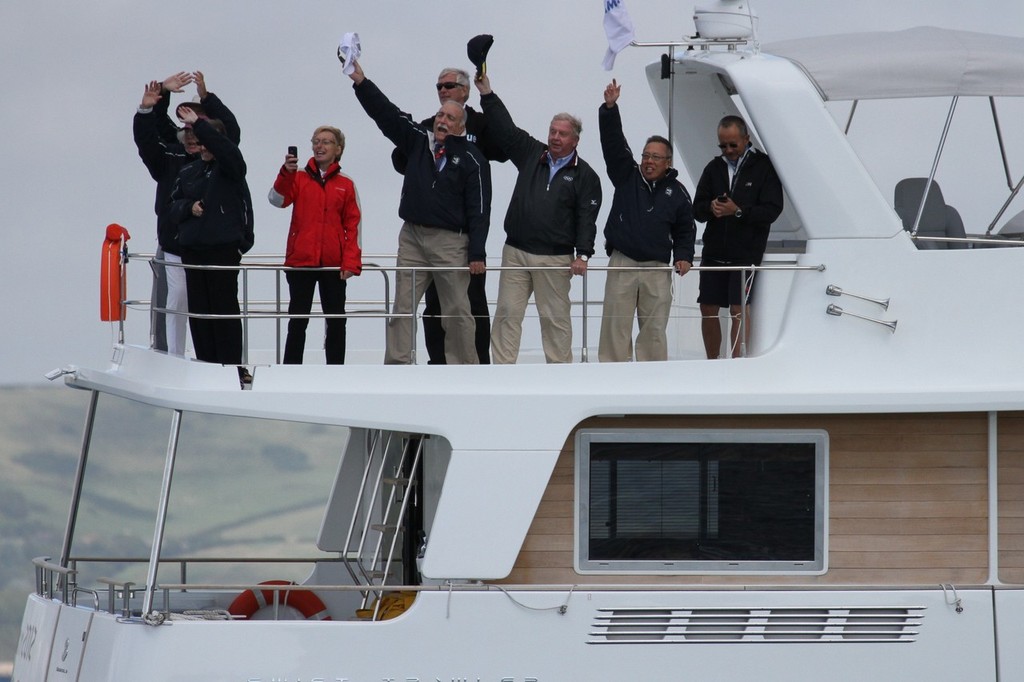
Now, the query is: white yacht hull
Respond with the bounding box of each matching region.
[17,587,1024,681]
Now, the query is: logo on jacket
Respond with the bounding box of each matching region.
[451,155,461,166]
[563,175,574,183]
[665,187,674,197]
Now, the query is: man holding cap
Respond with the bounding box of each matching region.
[475,73,602,364]
[347,60,490,365]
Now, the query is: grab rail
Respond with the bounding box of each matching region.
[124,252,826,362]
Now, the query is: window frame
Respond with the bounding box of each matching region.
[574,428,829,575]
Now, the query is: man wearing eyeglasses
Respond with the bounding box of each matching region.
[348,61,490,365]
[390,68,507,366]
[597,80,694,363]
[692,115,783,359]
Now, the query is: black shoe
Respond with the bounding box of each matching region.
[238,366,253,389]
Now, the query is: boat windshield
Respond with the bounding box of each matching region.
[66,392,344,588]
[770,28,1024,237]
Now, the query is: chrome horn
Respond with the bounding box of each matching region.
[825,284,889,311]
[826,304,898,333]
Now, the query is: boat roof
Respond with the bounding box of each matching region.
[768,27,1024,100]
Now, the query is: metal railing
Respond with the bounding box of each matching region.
[124,252,826,362]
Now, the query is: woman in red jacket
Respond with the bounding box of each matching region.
[270,126,362,364]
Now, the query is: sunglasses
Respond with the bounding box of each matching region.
[436,82,464,91]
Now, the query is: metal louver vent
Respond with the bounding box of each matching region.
[589,606,924,644]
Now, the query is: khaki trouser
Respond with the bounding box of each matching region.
[598,250,672,362]
[491,244,573,364]
[385,222,477,365]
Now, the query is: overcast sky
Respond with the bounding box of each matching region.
[1,0,1021,385]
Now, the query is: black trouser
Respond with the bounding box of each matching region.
[284,269,348,364]
[421,273,490,364]
[182,245,242,365]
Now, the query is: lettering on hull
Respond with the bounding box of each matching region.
[244,677,540,682]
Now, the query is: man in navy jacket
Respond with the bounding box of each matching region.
[349,61,490,365]
[597,80,694,362]
[164,111,253,368]
[389,67,506,365]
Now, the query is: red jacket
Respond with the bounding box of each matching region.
[270,159,362,274]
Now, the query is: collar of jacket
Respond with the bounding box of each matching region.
[539,148,579,168]
[304,159,341,182]
[640,165,679,192]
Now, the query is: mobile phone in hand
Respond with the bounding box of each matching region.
[288,145,298,157]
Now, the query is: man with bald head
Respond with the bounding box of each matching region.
[349,61,491,365]
[391,67,507,365]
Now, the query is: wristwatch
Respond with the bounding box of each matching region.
[734,208,744,218]
[579,254,589,262]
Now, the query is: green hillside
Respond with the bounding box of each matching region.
[0,387,87,665]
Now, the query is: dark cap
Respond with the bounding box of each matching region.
[467,34,494,78]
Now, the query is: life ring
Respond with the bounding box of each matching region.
[100,223,131,322]
[227,580,331,621]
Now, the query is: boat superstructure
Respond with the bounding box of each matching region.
[14,6,1024,681]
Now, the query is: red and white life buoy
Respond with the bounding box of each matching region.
[227,580,331,621]
[100,223,131,322]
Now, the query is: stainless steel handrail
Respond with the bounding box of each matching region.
[126,253,828,362]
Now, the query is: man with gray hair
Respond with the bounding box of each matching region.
[475,73,602,364]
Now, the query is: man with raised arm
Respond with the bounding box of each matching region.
[474,73,602,364]
[597,79,695,362]
[347,60,490,365]
[390,67,507,365]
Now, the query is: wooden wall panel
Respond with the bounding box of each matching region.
[999,413,1024,582]
[496,412,1000,587]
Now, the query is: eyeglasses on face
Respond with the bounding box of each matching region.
[436,82,463,91]
[311,138,337,146]
[640,152,669,162]
[718,142,742,150]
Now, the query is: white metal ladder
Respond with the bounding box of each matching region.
[340,429,422,617]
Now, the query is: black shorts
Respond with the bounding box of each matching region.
[697,258,757,307]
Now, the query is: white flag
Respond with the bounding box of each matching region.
[602,0,635,71]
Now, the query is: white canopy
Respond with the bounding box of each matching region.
[768,27,1024,100]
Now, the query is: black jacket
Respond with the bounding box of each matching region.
[480,91,601,257]
[599,103,694,264]
[133,91,240,254]
[693,147,783,265]
[164,118,254,253]
[354,78,491,261]
[390,105,508,174]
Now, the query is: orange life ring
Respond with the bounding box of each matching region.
[227,580,331,621]
[100,223,131,322]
